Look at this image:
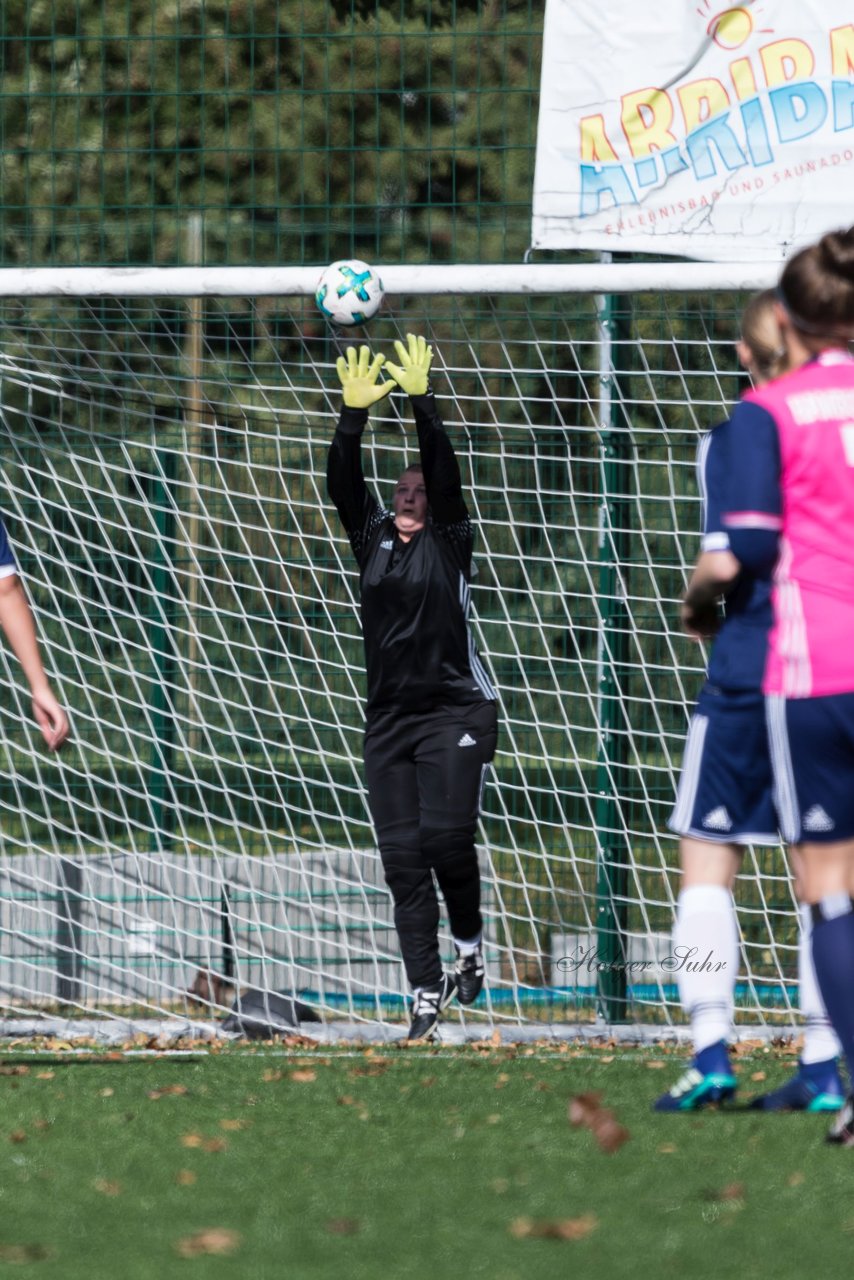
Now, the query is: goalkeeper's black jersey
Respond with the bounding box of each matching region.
[326,392,497,716]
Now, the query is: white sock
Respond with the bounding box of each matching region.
[673,885,738,1053]
[454,934,482,956]
[797,903,841,1065]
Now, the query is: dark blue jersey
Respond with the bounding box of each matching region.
[0,519,17,579]
[700,419,772,692]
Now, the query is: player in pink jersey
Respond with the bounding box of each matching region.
[655,293,842,1112]
[722,225,854,1144]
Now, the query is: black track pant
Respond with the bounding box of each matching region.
[363,700,498,990]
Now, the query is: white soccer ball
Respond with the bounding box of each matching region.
[314,259,384,326]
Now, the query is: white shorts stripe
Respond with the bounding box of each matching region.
[765,694,800,843]
[669,713,709,834]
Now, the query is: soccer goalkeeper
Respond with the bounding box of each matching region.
[326,335,498,1040]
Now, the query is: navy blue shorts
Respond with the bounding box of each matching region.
[767,692,854,844]
[668,683,778,844]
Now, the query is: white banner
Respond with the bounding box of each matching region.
[532,2,854,260]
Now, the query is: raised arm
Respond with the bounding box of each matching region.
[326,345,394,557]
[385,333,468,528]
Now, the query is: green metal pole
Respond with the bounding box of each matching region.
[148,446,177,854]
[594,271,631,1023]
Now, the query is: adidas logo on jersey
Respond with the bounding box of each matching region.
[702,806,732,832]
[457,733,477,747]
[802,805,835,833]
[380,539,394,549]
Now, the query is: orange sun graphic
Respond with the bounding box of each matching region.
[696,3,774,51]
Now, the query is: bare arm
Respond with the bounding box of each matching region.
[0,574,69,750]
[681,549,742,639]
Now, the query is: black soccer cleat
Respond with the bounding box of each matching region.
[407,973,458,1041]
[826,1093,854,1146]
[454,945,485,1005]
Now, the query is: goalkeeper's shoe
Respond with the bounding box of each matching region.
[653,1065,737,1111]
[825,1093,854,1146]
[407,974,457,1041]
[454,944,485,1005]
[749,1058,844,1112]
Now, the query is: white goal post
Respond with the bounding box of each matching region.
[0,261,800,1042]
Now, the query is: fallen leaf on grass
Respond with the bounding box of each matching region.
[645,1060,666,1070]
[100,1088,114,1098]
[325,1218,360,1235]
[176,1170,197,1186]
[289,1069,316,1083]
[9,1131,26,1144]
[148,1085,189,1100]
[751,1072,766,1083]
[0,1066,29,1077]
[262,1069,283,1083]
[703,1182,745,1204]
[337,1095,356,1107]
[174,1228,241,1258]
[180,1133,227,1152]
[509,1214,598,1241]
[0,1244,52,1263]
[787,1171,804,1188]
[658,1143,677,1155]
[731,1039,765,1056]
[568,1093,630,1154]
[93,1179,122,1197]
[219,1118,249,1132]
[36,1071,54,1081]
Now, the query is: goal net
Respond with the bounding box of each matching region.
[0,262,795,1041]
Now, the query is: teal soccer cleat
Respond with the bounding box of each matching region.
[654,1065,737,1112]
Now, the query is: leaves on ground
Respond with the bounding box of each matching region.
[325,1218,360,1235]
[174,1228,241,1258]
[568,1092,630,1153]
[703,1182,746,1204]
[180,1133,228,1153]
[289,1069,316,1083]
[0,1243,52,1263]
[93,1179,122,1196]
[509,1214,598,1241]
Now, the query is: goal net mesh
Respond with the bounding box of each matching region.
[0,285,800,1036]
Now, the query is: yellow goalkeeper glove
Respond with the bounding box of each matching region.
[336,345,395,409]
[385,332,433,397]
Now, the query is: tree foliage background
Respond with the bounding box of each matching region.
[0,0,543,267]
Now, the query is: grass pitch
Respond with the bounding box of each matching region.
[0,1041,850,1278]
